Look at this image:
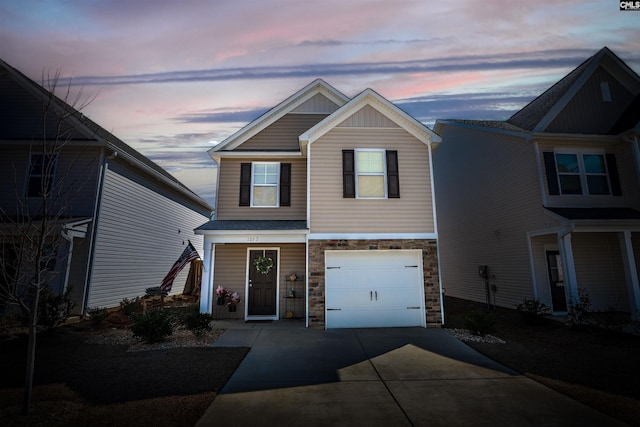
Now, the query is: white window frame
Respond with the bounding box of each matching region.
[251,162,280,208]
[554,150,611,196]
[355,149,387,199]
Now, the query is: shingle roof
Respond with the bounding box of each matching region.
[442,119,525,133]
[545,207,640,220]
[609,93,640,134]
[195,220,308,231]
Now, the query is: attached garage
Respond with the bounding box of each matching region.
[325,250,426,328]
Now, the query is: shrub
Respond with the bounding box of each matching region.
[515,298,550,324]
[567,288,591,328]
[87,306,109,325]
[38,287,76,329]
[181,307,213,339]
[462,310,496,336]
[130,309,175,343]
[119,297,143,317]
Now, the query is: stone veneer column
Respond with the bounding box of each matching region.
[307,239,442,329]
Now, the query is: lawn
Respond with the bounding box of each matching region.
[443,296,640,427]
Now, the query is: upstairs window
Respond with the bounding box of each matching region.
[239,162,291,207]
[543,151,621,196]
[343,149,400,199]
[26,154,58,198]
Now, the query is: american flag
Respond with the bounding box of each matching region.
[160,241,200,292]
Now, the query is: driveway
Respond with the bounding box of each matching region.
[196,323,624,426]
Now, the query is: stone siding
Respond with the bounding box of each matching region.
[307,239,442,329]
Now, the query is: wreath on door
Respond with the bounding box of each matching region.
[254,255,274,275]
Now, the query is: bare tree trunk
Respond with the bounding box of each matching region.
[23,285,40,415]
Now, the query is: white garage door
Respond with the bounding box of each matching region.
[325,250,425,329]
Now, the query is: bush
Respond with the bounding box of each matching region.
[462,310,496,336]
[130,309,175,343]
[515,298,550,324]
[567,288,591,328]
[38,287,75,329]
[87,306,109,325]
[181,307,213,339]
[119,297,143,317]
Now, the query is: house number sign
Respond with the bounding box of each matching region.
[247,236,259,242]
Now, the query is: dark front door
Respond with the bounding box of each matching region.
[248,249,278,316]
[546,251,567,311]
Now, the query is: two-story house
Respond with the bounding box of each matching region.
[196,79,443,328]
[433,47,640,319]
[0,58,212,315]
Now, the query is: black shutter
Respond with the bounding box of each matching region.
[386,150,400,198]
[280,163,291,206]
[543,152,560,195]
[239,163,251,206]
[605,153,622,196]
[342,150,355,198]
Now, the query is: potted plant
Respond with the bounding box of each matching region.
[227,292,241,312]
[288,273,297,281]
[215,285,228,305]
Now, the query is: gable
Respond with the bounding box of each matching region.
[545,65,635,134]
[235,113,329,151]
[291,93,341,114]
[337,104,400,128]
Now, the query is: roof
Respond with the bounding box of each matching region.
[0,57,212,212]
[438,119,525,133]
[195,220,308,231]
[609,93,640,134]
[507,47,640,132]
[545,207,640,220]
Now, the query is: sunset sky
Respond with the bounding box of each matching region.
[1,0,639,205]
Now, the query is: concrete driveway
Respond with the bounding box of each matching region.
[196,322,624,427]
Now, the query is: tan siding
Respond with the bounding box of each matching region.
[538,141,630,208]
[309,128,433,233]
[291,93,340,113]
[616,141,640,210]
[573,233,630,311]
[212,243,306,319]
[338,105,399,128]
[88,168,208,309]
[547,66,634,134]
[433,124,546,308]
[236,113,328,151]
[216,157,306,220]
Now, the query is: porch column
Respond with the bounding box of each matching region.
[619,231,640,321]
[199,239,214,314]
[558,231,579,305]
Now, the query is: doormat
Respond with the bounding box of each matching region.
[245,320,273,323]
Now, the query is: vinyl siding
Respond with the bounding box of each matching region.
[617,140,640,210]
[572,233,630,311]
[216,157,306,220]
[87,167,207,309]
[212,243,306,319]
[530,235,558,307]
[538,141,630,208]
[546,66,634,134]
[309,128,434,233]
[291,93,341,114]
[337,105,399,128]
[433,124,545,308]
[236,113,328,151]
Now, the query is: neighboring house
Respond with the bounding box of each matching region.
[433,47,640,319]
[196,79,443,328]
[0,58,212,315]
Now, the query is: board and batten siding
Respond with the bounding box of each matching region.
[309,128,434,234]
[433,124,546,308]
[211,243,305,318]
[87,168,208,309]
[216,157,307,220]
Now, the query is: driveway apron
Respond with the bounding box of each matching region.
[196,326,625,427]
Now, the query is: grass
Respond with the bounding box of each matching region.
[444,296,640,426]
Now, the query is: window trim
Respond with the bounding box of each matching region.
[250,161,280,208]
[355,148,388,199]
[554,150,611,196]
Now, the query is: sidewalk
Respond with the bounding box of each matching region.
[197,326,626,426]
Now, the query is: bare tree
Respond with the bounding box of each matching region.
[0,69,95,414]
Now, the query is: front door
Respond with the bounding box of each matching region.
[546,251,567,311]
[248,249,278,317]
